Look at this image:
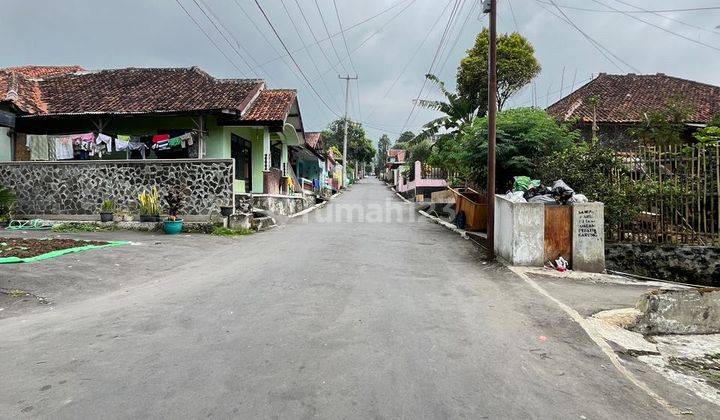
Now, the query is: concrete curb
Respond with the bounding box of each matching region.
[288,200,329,219]
[389,186,412,204]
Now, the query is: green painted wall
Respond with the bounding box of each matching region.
[224,126,267,194]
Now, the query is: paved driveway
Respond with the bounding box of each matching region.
[0,178,715,418]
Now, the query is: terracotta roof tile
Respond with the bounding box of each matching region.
[0,70,46,114]
[241,89,296,122]
[547,73,720,124]
[33,67,262,116]
[304,131,322,149]
[5,65,85,79]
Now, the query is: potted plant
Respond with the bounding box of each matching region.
[163,187,185,234]
[0,185,16,228]
[99,199,115,222]
[138,187,161,223]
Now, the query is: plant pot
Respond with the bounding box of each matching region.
[163,219,183,234]
[220,205,234,217]
[140,214,160,223]
[100,212,114,222]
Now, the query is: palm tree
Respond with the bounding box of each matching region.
[412,74,478,144]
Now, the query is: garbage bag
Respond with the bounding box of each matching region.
[570,193,588,203]
[524,184,551,200]
[513,176,540,192]
[528,194,555,204]
[505,191,527,203]
[551,179,574,204]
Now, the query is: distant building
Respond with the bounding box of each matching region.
[547,73,720,149]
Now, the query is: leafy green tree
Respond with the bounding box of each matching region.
[375,134,391,174]
[457,29,541,113]
[406,139,433,164]
[322,118,375,165]
[537,140,683,231]
[431,107,578,190]
[628,95,692,146]
[414,74,478,144]
[392,131,415,149]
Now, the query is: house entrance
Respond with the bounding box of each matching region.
[231,134,252,192]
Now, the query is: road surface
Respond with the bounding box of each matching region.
[0,178,713,418]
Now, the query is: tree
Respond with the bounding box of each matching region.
[392,131,415,149]
[457,29,541,114]
[628,95,693,146]
[375,134,391,175]
[413,74,478,144]
[321,118,375,165]
[430,107,578,190]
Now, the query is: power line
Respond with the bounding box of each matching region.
[314,0,349,74]
[173,0,248,76]
[438,0,481,75]
[537,0,640,72]
[365,0,455,121]
[588,0,720,53]
[614,0,720,36]
[400,0,464,134]
[253,0,340,117]
[254,0,410,70]
[190,0,254,73]
[535,1,720,14]
[279,0,342,108]
[332,0,358,75]
[609,0,720,39]
[310,0,418,83]
[293,0,342,76]
[507,0,520,32]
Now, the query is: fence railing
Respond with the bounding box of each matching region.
[609,144,719,245]
[421,164,447,180]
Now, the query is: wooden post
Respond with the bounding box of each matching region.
[485,0,497,259]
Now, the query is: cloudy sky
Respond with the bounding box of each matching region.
[2,0,720,143]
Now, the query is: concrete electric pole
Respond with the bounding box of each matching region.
[483,0,497,259]
[339,74,358,188]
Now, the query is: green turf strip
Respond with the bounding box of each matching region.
[0,241,129,264]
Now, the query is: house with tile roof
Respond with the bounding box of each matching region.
[0,65,308,196]
[290,131,329,193]
[546,73,720,149]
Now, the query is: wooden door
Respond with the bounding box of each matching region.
[544,205,573,266]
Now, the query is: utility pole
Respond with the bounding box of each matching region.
[339,74,358,189]
[484,0,497,260]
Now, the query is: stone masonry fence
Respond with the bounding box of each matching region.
[0,159,234,220]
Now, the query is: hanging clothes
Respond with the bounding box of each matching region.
[168,135,183,148]
[26,134,49,160]
[96,133,113,154]
[115,135,130,151]
[128,137,147,159]
[52,136,74,160]
[152,133,170,150]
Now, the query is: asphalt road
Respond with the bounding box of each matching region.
[0,178,714,418]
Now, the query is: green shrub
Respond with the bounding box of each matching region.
[100,199,115,213]
[211,226,253,236]
[0,185,16,221]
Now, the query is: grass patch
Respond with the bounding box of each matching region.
[51,223,116,233]
[211,226,253,236]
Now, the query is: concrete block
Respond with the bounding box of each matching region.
[494,195,544,266]
[633,288,720,335]
[572,203,605,273]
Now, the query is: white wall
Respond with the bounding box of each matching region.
[0,127,12,161]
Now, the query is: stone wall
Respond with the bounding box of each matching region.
[245,194,315,216]
[0,159,234,219]
[606,243,720,286]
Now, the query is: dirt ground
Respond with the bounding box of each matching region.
[0,237,108,258]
